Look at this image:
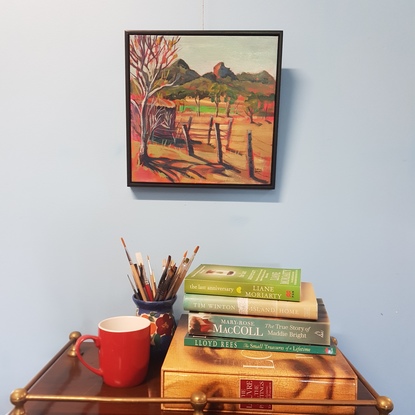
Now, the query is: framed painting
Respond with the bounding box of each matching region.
[125,30,283,189]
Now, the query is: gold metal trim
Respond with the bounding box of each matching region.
[9,331,394,415]
[67,331,81,357]
[9,392,393,415]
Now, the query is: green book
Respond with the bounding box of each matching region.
[187,299,330,346]
[184,264,301,301]
[184,334,336,355]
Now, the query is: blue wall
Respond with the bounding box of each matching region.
[1,1,413,413]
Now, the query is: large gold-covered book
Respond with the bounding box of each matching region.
[161,315,357,414]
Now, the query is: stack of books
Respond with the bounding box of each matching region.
[161,264,358,414]
[182,264,335,354]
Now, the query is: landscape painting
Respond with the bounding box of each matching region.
[125,31,283,189]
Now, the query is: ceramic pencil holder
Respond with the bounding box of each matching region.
[132,295,177,357]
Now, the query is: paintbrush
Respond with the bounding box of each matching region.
[168,245,200,298]
[165,250,188,299]
[127,274,139,297]
[155,255,171,301]
[160,262,177,301]
[136,252,154,301]
[147,255,157,298]
[186,245,199,271]
[120,237,147,301]
[166,257,189,299]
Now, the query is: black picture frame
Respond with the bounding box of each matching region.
[125,30,283,189]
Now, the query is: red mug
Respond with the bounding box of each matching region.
[75,316,151,387]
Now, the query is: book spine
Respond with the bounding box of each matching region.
[184,335,336,355]
[187,312,330,345]
[183,293,317,319]
[184,279,300,301]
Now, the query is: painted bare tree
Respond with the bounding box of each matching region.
[129,35,180,165]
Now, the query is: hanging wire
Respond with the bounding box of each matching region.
[202,0,205,30]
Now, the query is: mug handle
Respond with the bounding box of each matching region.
[75,335,103,377]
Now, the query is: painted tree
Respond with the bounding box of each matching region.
[209,83,228,117]
[129,35,180,165]
[223,87,238,117]
[187,77,212,116]
[164,77,212,116]
[244,92,262,124]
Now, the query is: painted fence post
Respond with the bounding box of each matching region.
[214,123,223,164]
[207,116,214,145]
[182,124,194,156]
[247,130,255,178]
[225,118,233,150]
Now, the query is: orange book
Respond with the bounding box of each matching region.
[161,315,357,414]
